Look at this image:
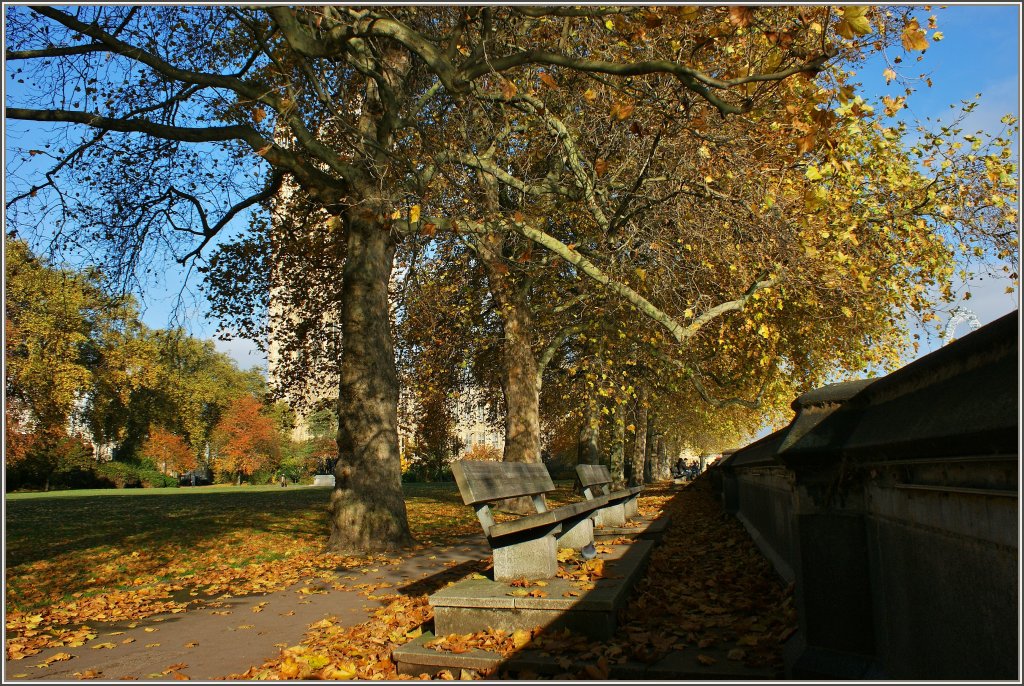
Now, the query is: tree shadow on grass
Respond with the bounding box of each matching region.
[4,488,334,568]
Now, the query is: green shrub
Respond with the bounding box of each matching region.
[137,468,178,488]
[95,461,178,488]
[49,467,109,490]
[5,433,96,491]
[249,469,275,485]
[96,461,143,488]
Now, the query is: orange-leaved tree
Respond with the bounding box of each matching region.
[212,395,280,484]
[140,427,195,476]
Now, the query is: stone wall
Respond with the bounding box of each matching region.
[716,310,1019,680]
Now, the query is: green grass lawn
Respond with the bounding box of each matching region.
[3,479,577,568]
[3,481,475,565]
[4,482,331,500]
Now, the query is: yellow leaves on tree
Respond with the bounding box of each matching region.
[901,18,930,52]
[837,6,872,39]
[212,395,280,479]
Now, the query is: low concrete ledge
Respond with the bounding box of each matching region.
[594,513,670,542]
[430,541,653,640]
[395,631,779,679]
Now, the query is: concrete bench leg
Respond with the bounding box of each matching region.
[624,496,639,519]
[556,516,595,550]
[595,502,626,528]
[491,532,558,581]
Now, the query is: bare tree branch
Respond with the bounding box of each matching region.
[6,43,109,60]
[177,170,286,264]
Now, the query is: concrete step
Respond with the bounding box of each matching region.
[594,513,670,542]
[394,631,779,679]
[430,540,654,640]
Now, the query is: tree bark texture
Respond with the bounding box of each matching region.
[629,385,647,487]
[656,435,668,481]
[479,236,544,515]
[488,269,542,465]
[609,397,626,489]
[644,416,656,484]
[578,382,601,465]
[329,209,414,552]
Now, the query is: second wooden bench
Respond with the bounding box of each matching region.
[576,463,643,527]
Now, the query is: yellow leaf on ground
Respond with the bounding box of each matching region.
[511,629,532,650]
[727,648,747,661]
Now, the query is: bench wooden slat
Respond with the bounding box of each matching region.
[576,463,611,488]
[576,463,643,502]
[488,496,608,540]
[451,460,554,505]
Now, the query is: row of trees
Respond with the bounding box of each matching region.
[4,238,337,490]
[5,7,1017,549]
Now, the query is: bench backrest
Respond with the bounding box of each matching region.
[576,463,612,498]
[451,460,554,506]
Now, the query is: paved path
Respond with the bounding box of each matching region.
[5,537,492,681]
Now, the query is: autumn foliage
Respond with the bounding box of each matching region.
[212,395,281,480]
[461,443,502,462]
[140,428,195,475]
[238,482,796,680]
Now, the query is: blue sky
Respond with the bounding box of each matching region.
[863,4,1020,357]
[4,4,1021,371]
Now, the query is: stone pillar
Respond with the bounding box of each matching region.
[777,381,877,679]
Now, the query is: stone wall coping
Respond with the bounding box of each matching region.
[791,378,876,412]
[730,310,1018,470]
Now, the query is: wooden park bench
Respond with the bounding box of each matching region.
[576,464,643,528]
[451,460,608,581]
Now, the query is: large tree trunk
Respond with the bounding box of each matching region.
[577,386,601,465]
[629,385,647,487]
[478,237,544,515]
[609,397,626,489]
[329,208,414,552]
[644,415,656,484]
[493,280,542,465]
[477,234,543,465]
[495,308,542,514]
[656,436,668,481]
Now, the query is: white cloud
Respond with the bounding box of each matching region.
[939,77,1019,142]
[213,336,267,373]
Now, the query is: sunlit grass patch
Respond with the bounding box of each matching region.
[3,480,496,659]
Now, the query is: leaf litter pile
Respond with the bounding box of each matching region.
[4,484,483,662]
[236,478,797,680]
